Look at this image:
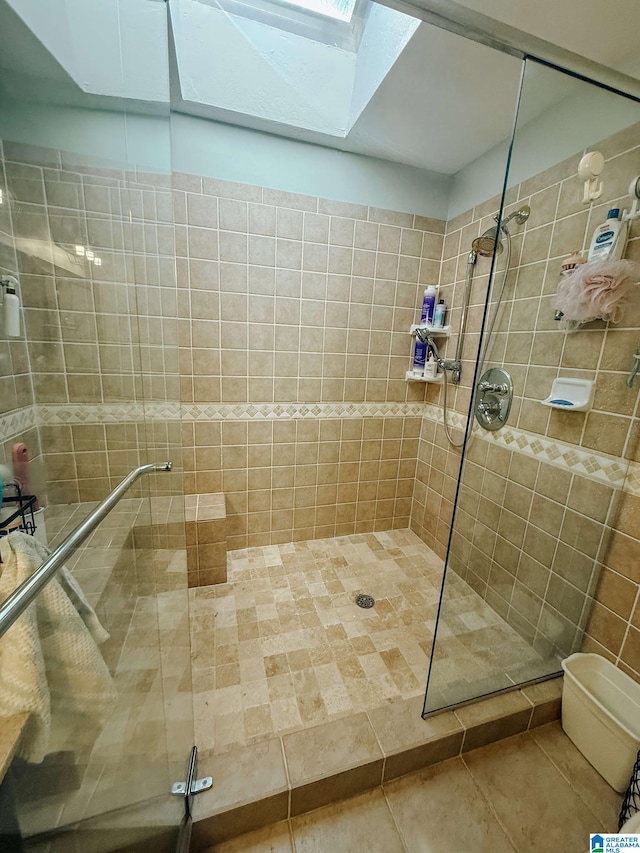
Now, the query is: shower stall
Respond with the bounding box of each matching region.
[0,0,639,849]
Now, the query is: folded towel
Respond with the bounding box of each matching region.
[0,532,116,763]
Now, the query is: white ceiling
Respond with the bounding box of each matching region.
[0,0,638,176]
[338,0,640,173]
[342,22,523,173]
[455,0,640,70]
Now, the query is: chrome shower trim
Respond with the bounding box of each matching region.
[508,205,531,226]
[498,205,531,231]
[498,205,531,232]
[374,0,640,103]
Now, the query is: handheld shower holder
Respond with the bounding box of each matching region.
[437,358,461,384]
[426,336,461,382]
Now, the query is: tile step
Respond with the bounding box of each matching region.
[191,677,563,849]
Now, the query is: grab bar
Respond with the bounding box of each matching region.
[0,461,173,638]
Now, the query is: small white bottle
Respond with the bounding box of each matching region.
[587,208,629,263]
[423,353,438,380]
[3,281,21,338]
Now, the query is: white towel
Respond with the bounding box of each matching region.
[0,532,116,763]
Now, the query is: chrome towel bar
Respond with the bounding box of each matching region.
[0,462,172,638]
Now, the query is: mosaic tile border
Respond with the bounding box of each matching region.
[34,401,640,495]
[0,405,38,442]
[37,402,173,425]
[472,421,635,492]
[420,402,640,495]
[624,463,640,496]
[37,401,427,424]
[181,401,428,420]
[423,402,467,432]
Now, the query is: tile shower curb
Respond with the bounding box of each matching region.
[190,677,563,849]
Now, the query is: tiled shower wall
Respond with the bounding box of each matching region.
[0,144,41,492]
[173,174,445,547]
[0,142,445,547]
[410,120,640,665]
[0,139,181,504]
[172,175,444,407]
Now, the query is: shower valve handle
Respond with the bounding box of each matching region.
[478,381,509,395]
[477,399,500,417]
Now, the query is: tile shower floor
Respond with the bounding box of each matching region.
[190,529,545,755]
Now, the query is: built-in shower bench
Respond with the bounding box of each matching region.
[184,492,228,587]
[47,491,228,593]
[130,492,228,587]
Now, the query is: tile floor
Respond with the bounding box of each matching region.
[204,722,623,853]
[190,529,548,755]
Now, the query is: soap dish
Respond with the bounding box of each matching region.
[540,378,594,412]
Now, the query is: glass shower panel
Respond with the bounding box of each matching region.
[0,8,192,850]
[123,101,193,830]
[424,60,640,713]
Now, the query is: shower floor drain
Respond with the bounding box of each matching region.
[355,593,375,609]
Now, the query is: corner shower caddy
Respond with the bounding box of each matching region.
[0,485,37,539]
[406,323,450,383]
[0,484,38,564]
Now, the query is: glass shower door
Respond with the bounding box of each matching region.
[424,58,640,713]
[0,5,194,848]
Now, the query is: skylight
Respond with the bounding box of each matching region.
[212,0,370,51]
[176,0,421,136]
[279,0,357,23]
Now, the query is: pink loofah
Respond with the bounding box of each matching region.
[555,260,640,328]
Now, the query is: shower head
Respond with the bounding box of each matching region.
[472,225,503,257]
[471,205,530,257]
